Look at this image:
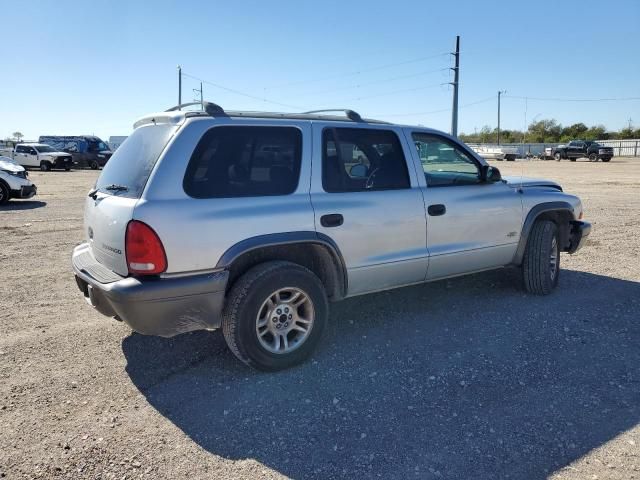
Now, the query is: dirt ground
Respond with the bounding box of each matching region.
[1,158,639,479]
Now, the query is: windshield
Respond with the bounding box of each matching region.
[34,145,56,153]
[95,124,176,198]
[89,141,110,152]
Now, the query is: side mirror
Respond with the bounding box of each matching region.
[483,165,502,183]
[349,163,369,179]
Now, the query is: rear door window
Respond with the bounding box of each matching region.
[183,126,302,198]
[95,124,176,198]
[322,128,410,192]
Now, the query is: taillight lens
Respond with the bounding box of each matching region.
[125,220,167,275]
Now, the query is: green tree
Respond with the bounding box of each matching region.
[584,125,607,141]
[527,119,562,143]
[12,131,24,142]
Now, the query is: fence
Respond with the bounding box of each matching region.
[468,140,640,158]
[593,139,640,157]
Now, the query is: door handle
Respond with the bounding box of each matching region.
[428,204,446,216]
[320,213,344,227]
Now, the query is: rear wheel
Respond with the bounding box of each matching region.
[40,161,51,171]
[588,153,597,162]
[523,220,560,295]
[222,261,328,371]
[601,157,611,162]
[0,181,10,205]
[90,160,99,170]
[554,152,562,161]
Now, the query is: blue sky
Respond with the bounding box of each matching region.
[2,0,639,141]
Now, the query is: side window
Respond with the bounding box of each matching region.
[16,145,26,153]
[412,133,480,187]
[183,126,302,198]
[28,148,37,155]
[322,128,410,192]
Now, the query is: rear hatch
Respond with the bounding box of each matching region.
[84,123,177,276]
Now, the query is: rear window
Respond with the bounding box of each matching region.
[95,124,176,198]
[183,126,302,198]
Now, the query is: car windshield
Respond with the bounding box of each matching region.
[89,141,110,152]
[34,145,56,152]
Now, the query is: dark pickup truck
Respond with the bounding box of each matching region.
[552,140,613,162]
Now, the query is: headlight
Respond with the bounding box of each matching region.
[1,169,23,177]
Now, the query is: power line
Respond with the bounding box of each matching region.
[264,52,449,90]
[336,81,447,103]
[181,72,306,110]
[297,67,449,97]
[374,95,495,118]
[504,94,640,102]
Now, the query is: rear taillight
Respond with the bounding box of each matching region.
[125,220,167,275]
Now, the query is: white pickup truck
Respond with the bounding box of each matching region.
[12,143,73,171]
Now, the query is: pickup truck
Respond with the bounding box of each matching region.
[551,140,613,162]
[12,143,73,171]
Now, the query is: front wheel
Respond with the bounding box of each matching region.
[523,220,560,295]
[601,158,611,162]
[40,161,51,171]
[588,153,597,162]
[554,152,562,161]
[90,161,99,170]
[222,261,328,371]
[0,182,10,205]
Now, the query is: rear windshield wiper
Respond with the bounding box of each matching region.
[103,184,129,192]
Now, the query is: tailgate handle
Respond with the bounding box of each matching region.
[321,214,344,227]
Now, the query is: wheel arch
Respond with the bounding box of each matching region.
[216,232,348,301]
[512,201,575,265]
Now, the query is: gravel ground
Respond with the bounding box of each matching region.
[1,158,639,479]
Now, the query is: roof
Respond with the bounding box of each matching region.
[132,102,446,135]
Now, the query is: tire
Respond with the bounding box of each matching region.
[506,154,516,161]
[90,161,99,170]
[222,261,329,371]
[40,161,51,171]
[570,158,577,162]
[65,166,71,171]
[0,181,10,205]
[588,153,597,162]
[523,220,560,295]
[554,152,562,161]
[601,158,611,162]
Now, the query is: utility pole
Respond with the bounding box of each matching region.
[193,82,203,110]
[450,35,460,137]
[177,65,182,110]
[497,90,506,144]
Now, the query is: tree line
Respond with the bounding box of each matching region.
[460,120,640,144]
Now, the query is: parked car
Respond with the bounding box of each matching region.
[551,140,613,162]
[39,135,113,169]
[12,143,73,171]
[0,156,37,205]
[71,103,591,371]
[470,145,518,161]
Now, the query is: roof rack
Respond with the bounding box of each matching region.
[165,102,225,116]
[302,109,363,122]
[162,103,387,124]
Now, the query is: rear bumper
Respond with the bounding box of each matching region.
[567,221,591,254]
[72,243,228,337]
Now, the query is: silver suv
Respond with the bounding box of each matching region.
[72,103,590,370]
